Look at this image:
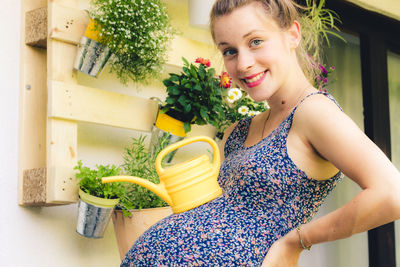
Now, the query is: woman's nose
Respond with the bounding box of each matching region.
[236,50,254,73]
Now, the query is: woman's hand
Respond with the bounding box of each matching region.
[261,229,303,267]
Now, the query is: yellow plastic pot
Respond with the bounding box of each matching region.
[155,110,186,138]
[84,18,102,42]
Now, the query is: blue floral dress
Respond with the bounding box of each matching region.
[121,91,343,266]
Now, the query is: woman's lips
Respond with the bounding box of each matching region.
[242,70,268,88]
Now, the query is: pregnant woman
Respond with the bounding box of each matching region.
[121,0,400,266]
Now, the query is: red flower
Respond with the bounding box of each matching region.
[195,57,211,67]
[219,71,232,88]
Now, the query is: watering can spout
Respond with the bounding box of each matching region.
[101,176,173,206]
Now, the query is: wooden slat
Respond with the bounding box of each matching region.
[46,0,79,204]
[18,0,48,205]
[48,81,159,132]
[49,3,88,45]
[46,118,78,203]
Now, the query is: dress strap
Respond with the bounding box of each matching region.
[224,117,252,158]
[291,90,342,115]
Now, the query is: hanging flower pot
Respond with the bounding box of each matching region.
[73,18,112,78]
[76,189,119,238]
[150,109,187,163]
[74,161,123,239]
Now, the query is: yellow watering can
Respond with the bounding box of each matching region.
[102,136,222,213]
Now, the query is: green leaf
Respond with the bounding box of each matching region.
[198,65,206,79]
[178,95,187,106]
[193,84,202,91]
[184,103,191,113]
[182,67,190,76]
[163,79,174,87]
[166,97,175,104]
[169,74,180,82]
[200,107,208,119]
[167,85,180,95]
[189,65,198,79]
[184,122,191,133]
[182,57,189,67]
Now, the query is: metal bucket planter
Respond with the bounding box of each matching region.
[150,110,187,163]
[73,18,112,78]
[76,189,119,239]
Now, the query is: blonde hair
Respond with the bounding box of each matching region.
[210,0,321,83]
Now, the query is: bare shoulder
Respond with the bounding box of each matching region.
[292,93,356,138]
[293,93,400,189]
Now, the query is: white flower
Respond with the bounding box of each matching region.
[248,110,257,116]
[227,88,242,103]
[227,93,237,103]
[229,88,242,99]
[238,106,249,115]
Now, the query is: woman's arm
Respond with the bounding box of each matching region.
[293,94,400,248]
[262,94,400,266]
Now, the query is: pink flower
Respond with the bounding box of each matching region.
[195,57,211,67]
[319,64,328,75]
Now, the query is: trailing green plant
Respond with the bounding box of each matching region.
[300,0,345,61]
[161,57,226,133]
[74,160,124,199]
[89,0,175,85]
[117,134,171,216]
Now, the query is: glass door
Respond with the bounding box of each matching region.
[387,50,400,266]
[299,31,368,267]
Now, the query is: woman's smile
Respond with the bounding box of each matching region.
[242,70,268,88]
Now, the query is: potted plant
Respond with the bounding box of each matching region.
[112,134,172,260]
[73,17,113,78]
[75,0,175,84]
[215,80,269,140]
[74,160,125,238]
[150,57,226,161]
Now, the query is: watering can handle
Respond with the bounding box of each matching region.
[155,136,220,174]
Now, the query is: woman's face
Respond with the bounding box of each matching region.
[213,2,297,102]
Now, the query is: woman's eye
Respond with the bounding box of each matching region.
[223,49,237,57]
[250,39,262,47]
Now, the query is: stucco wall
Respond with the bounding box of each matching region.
[345,0,400,21]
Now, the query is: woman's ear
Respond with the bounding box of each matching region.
[287,20,302,49]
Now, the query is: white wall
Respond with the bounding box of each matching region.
[0,1,121,266]
[0,1,215,267]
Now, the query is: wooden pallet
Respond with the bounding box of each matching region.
[19,0,159,205]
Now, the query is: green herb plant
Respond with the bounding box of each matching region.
[118,134,171,216]
[89,0,175,85]
[161,57,225,133]
[74,160,124,199]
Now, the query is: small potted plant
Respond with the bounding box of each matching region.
[75,0,175,84]
[150,57,226,161]
[74,160,125,239]
[215,80,269,140]
[112,134,172,260]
